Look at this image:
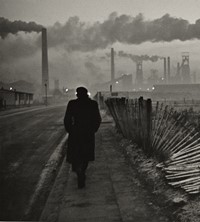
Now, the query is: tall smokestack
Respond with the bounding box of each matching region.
[111,48,115,85]
[42,28,49,95]
[177,62,180,77]
[164,58,167,83]
[167,57,170,83]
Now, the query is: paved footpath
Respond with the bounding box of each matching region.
[40,122,170,222]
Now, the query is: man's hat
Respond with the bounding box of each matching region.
[76,86,88,98]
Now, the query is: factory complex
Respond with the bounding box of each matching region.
[1,28,199,110]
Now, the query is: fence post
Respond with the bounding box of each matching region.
[138,97,144,149]
[146,98,152,156]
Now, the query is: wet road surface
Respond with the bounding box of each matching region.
[0,105,67,220]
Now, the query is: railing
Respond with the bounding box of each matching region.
[105,97,200,194]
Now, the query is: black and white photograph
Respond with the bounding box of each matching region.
[1,0,200,221]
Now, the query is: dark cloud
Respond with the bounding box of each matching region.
[0,17,42,62]
[46,17,108,51]
[118,50,162,62]
[46,12,200,51]
[1,13,200,88]
[1,13,200,52]
[84,61,104,83]
[0,33,39,62]
[0,17,43,38]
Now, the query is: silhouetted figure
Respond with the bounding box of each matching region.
[64,87,101,188]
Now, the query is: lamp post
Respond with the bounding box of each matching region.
[44,83,47,106]
[110,84,112,93]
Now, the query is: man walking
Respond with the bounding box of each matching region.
[64,87,101,188]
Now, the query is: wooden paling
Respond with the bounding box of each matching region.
[105,97,200,194]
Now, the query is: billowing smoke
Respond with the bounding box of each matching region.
[45,12,200,51]
[0,32,39,62]
[1,13,200,89]
[84,61,104,83]
[118,50,162,62]
[0,17,43,38]
[1,13,200,51]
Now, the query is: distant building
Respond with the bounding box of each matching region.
[0,88,33,109]
[121,74,133,91]
[0,80,35,93]
[152,84,200,100]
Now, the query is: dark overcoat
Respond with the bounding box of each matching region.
[64,97,101,163]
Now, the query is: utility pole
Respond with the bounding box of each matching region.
[110,84,112,93]
[45,83,47,106]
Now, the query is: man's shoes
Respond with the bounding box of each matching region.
[72,165,77,172]
[77,171,86,189]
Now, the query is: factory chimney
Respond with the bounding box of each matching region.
[111,48,115,87]
[177,62,180,77]
[167,57,171,84]
[163,58,167,83]
[42,28,49,95]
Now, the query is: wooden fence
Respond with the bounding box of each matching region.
[105,97,200,194]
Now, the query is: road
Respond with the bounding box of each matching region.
[0,105,67,220]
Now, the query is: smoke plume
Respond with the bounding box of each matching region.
[1,13,200,50]
[118,50,162,62]
[1,13,200,89]
[0,33,39,62]
[0,17,43,38]
[46,12,200,51]
[84,61,104,83]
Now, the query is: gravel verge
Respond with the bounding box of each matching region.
[111,126,200,222]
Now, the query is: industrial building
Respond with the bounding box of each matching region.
[135,61,143,87]
[152,84,200,100]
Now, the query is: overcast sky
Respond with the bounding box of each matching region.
[1,0,200,26]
